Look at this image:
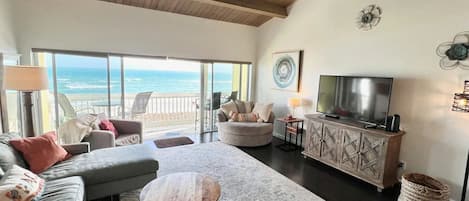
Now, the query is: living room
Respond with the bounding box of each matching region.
[0,0,468,201]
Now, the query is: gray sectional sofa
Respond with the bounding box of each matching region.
[0,133,158,201]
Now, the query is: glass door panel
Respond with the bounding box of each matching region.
[53,54,109,128]
[123,57,201,139]
[240,64,251,101]
[201,63,213,133]
[109,56,123,119]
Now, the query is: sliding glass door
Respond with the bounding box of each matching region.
[122,57,201,138]
[35,52,110,131]
[33,49,252,140]
[200,62,252,134]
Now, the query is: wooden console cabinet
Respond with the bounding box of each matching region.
[302,114,405,191]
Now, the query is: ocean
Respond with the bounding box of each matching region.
[49,67,234,95]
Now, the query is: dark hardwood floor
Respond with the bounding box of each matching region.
[239,137,401,201]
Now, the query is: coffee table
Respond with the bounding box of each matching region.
[140,172,221,201]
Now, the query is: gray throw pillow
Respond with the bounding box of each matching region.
[0,133,28,173]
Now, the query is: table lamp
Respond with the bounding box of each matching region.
[288,97,301,118]
[3,66,48,137]
[453,80,469,201]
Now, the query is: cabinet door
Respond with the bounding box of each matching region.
[358,134,386,181]
[305,120,323,157]
[320,124,341,165]
[339,129,361,172]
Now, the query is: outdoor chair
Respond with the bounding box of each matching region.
[194,92,221,132]
[57,93,95,123]
[122,91,153,120]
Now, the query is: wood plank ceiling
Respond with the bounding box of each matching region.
[100,0,295,26]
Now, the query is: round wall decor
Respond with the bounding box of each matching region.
[436,32,469,70]
[357,5,382,31]
[273,55,297,89]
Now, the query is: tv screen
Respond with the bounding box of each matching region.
[317,75,393,125]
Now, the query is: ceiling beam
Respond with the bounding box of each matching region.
[193,0,288,18]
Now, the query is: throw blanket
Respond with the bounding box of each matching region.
[57,115,96,145]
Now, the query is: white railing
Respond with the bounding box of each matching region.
[63,92,207,129]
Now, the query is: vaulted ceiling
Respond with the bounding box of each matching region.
[100,0,296,26]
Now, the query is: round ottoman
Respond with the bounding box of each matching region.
[140,172,221,201]
[218,122,273,147]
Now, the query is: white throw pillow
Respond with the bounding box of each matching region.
[252,103,273,122]
[0,165,45,201]
[220,101,238,119]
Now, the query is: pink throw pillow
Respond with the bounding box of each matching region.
[9,132,71,174]
[99,120,119,138]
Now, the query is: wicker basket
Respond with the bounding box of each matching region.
[398,173,450,201]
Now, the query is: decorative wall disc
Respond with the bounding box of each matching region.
[273,55,296,88]
[436,32,469,70]
[357,5,382,31]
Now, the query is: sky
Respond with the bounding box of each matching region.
[43,53,234,73]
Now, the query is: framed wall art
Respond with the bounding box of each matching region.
[272,50,303,92]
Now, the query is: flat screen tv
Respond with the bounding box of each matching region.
[317,75,393,125]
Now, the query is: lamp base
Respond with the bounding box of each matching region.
[22,92,35,137]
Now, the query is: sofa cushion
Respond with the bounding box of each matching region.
[234,100,254,113]
[252,103,273,122]
[39,176,84,201]
[0,165,45,201]
[218,122,273,136]
[10,132,70,174]
[115,134,140,146]
[39,144,158,186]
[0,133,28,174]
[220,101,238,119]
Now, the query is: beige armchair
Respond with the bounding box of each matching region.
[217,101,274,147]
[82,119,143,151]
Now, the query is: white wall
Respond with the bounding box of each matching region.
[255,0,469,199]
[0,0,17,53]
[12,0,257,64]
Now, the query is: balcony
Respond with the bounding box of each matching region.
[46,92,231,141]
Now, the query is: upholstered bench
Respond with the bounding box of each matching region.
[39,144,158,200]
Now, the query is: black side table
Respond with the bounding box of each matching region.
[276,118,304,152]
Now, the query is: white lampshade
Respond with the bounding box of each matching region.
[3,66,48,91]
[288,97,301,108]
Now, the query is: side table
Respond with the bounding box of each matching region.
[276,118,304,152]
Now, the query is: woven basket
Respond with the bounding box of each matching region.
[398,173,450,201]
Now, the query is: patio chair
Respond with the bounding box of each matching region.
[194,92,221,132]
[229,91,238,101]
[128,91,153,119]
[222,91,238,104]
[57,93,95,122]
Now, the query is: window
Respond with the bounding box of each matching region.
[33,49,252,140]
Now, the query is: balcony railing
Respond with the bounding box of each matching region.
[61,93,201,130]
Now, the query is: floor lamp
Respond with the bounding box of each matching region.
[452,81,469,201]
[3,66,48,137]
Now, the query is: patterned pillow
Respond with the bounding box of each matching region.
[0,165,44,201]
[229,112,259,122]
